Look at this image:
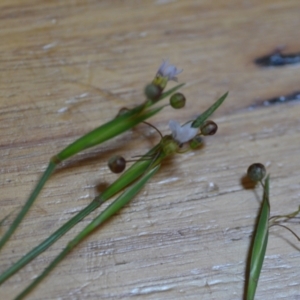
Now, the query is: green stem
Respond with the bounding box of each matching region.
[14,165,160,300]
[0,200,98,284]
[0,161,56,250]
[0,106,163,251]
[0,83,184,251]
[0,144,162,284]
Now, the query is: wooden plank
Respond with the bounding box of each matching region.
[1,0,300,299]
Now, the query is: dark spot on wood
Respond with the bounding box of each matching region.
[255,51,300,67]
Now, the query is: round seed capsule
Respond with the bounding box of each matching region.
[144,83,162,101]
[170,93,186,109]
[247,163,266,182]
[108,155,126,173]
[200,120,218,136]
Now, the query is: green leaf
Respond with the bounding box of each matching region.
[0,162,56,250]
[0,143,164,284]
[246,176,270,300]
[57,106,163,161]
[0,106,164,251]
[191,92,228,128]
[13,165,160,300]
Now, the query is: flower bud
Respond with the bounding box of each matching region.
[108,155,126,173]
[170,93,186,109]
[200,120,218,136]
[247,163,266,182]
[144,83,162,101]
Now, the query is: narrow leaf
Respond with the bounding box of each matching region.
[246,176,270,300]
[0,162,56,250]
[57,106,163,161]
[0,143,164,284]
[192,92,228,128]
[0,106,164,250]
[14,165,160,300]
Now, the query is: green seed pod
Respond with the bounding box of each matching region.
[189,135,203,149]
[247,163,266,182]
[108,155,126,173]
[170,92,186,109]
[144,83,162,101]
[200,120,218,136]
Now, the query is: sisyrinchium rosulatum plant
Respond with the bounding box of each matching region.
[14,96,227,299]
[245,163,300,300]
[0,60,184,250]
[0,61,228,299]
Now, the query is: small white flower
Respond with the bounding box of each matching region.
[157,60,183,81]
[169,120,198,144]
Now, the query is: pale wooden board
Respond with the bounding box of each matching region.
[1,0,300,299]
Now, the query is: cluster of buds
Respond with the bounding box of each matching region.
[108,60,219,173]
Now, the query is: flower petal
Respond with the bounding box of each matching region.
[157,60,182,81]
[169,120,198,144]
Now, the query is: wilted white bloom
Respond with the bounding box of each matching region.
[169,120,198,144]
[157,60,183,81]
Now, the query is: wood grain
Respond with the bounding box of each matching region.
[1,1,300,299]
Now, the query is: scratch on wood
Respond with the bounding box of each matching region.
[249,91,300,109]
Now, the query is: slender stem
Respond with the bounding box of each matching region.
[0,84,184,251]
[0,144,163,284]
[269,224,300,241]
[142,121,163,138]
[0,106,163,251]
[0,200,98,284]
[0,161,56,250]
[2,87,226,297]
[269,205,300,223]
[14,165,160,300]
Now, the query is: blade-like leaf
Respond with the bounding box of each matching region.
[0,143,164,284]
[246,176,270,300]
[14,165,160,300]
[191,92,228,128]
[0,107,164,250]
[57,106,163,161]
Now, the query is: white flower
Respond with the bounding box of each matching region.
[169,120,198,144]
[157,60,183,81]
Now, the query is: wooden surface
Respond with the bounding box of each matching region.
[1,1,300,299]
